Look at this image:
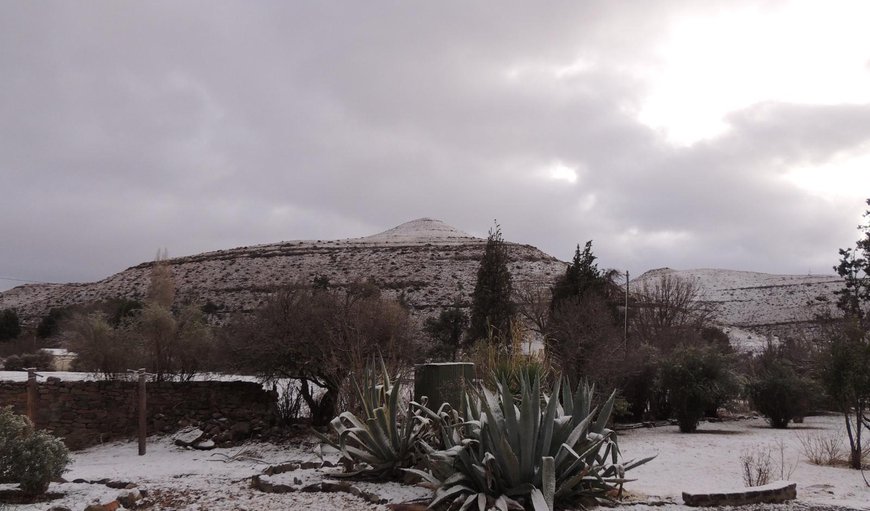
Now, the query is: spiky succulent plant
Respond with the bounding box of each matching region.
[316,358,430,478]
[408,375,653,511]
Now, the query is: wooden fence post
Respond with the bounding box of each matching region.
[26,368,38,425]
[138,369,147,455]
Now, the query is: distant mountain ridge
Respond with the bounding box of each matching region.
[0,218,566,327]
[0,220,845,353]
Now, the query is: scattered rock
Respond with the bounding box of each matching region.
[83,500,120,511]
[104,481,135,489]
[263,462,300,476]
[320,480,382,504]
[231,421,251,439]
[117,489,142,508]
[251,475,296,494]
[387,504,429,511]
[173,427,205,447]
[193,439,215,450]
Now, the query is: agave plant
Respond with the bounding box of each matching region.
[408,374,654,511]
[316,358,430,478]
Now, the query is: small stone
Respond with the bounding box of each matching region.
[193,439,215,450]
[173,427,205,447]
[230,421,251,439]
[117,489,141,508]
[105,480,134,489]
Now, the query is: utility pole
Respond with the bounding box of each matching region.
[624,271,629,356]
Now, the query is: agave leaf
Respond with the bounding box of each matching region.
[541,456,555,511]
[622,455,656,471]
[387,376,402,447]
[529,488,550,511]
[431,484,473,509]
[341,444,382,466]
[592,390,616,435]
[476,493,487,511]
[536,377,562,457]
[562,411,595,451]
[555,469,590,497]
[560,377,573,416]
[457,493,478,511]
[502,495,526,510]
[518,376,539,482]
[493,495,508,511]
[500,378,519,449]
[575,381,594,420]
[402,468,441,487]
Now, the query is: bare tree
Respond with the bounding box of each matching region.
[630,274,715,352]
[514,279,551,340]
[147,249,175,308]
[222,282,419,427]
[68,313,141,379]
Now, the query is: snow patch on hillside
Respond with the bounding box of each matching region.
[630,268,844,352]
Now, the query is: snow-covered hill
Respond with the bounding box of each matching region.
[630,268,843,349]
[0,218,566,326]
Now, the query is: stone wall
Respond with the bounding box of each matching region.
[0,377,278,449]
[682,481,797,506]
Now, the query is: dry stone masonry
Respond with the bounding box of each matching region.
[0,378,278,449]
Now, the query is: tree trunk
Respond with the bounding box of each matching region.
[301,379,338,428]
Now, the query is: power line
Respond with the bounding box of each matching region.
[0,275,50,284]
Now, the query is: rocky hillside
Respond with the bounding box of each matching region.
[1,219,848,352]
[0,218,567,327]
[630,268,844,351]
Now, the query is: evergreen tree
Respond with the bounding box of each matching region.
[468,223,515,345]
[0,309,21,341]
[827,198,870,469]
[551,241,606,310]
[424,303,468,361]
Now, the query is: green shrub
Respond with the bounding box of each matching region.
[748,363,810,428]
[2,351,53,372]
[657,345,738,433]
[0,406,70,496]
[409,375,653,510]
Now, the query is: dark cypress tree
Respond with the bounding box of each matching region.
[468,223,515,345]
[551,241,605,310]
[0,309,21,341]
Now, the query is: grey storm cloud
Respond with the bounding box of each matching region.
[1,0,868,291]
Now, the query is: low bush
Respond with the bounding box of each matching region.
[798,430,844,466]
[2,351,53,371]
[0,406,70,496]
[747,362,811,428]
[657,345,738,433]
[739,440,795,487]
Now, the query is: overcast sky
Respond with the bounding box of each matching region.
[3,1,870,292]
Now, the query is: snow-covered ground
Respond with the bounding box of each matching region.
[2,414,868,510]
[621,414,870,510]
